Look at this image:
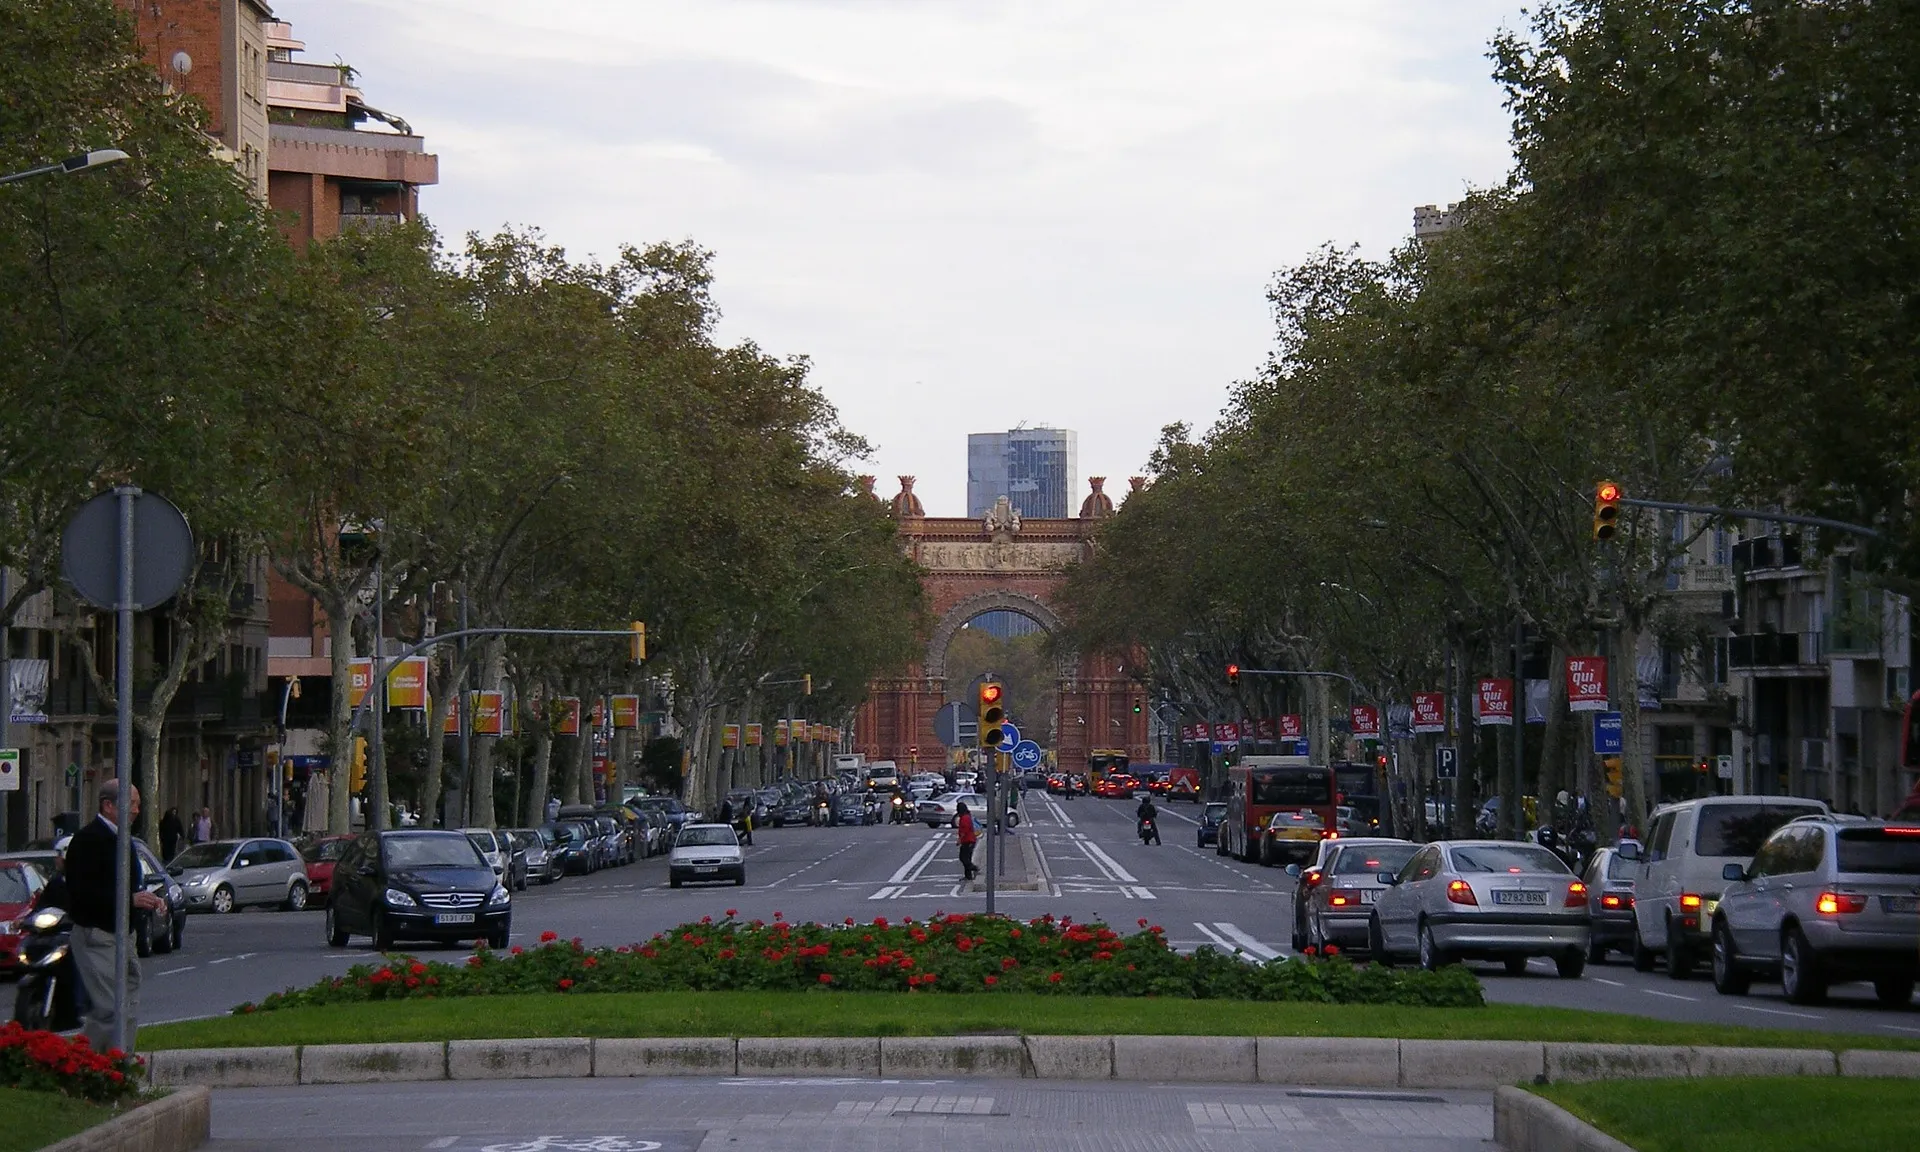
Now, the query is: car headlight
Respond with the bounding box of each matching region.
[0,919,14,936]
[383,888,418,908]
[168,886,184,902]
[487,886,511,907]
[27,909,66,932]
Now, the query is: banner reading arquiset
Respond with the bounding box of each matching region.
[1411,692,1446,734]
[1255,717,1278,741]
[1278,714,1303,739]
[1349,705,1382,741]
[1566,657,1609,712]
[1475,679,1514,726]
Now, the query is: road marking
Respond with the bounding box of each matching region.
[1734,1004,1822,1020]
[1591,977,1625,987]
[1128,885,1157,900]
[888,836,946,884]
[155,965,197,976]
[1211,921,1282,961]
[1193,921,1241,953]
[766,842,856,888]
[1077,838,1139,884]
[868,886,903,901]
[425,1139,458,1150]
[1641,989,1697,1002]
[1880,1024,1920,1034]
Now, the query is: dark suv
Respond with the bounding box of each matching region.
[324,830,510,951]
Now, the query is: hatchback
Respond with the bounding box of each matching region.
[1711,817,1920,1005]
[1292,838,1419,954]
[325,829,510,950]
[668,823,746,888]
[1370,840,1590,977]
[1580,847,1638,963]
[168,838,310,914]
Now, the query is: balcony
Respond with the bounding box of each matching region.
[1734,534,1808,579]
[268,60,349,86]
[268,124,438,186]
[1727,629,1826,675]
[339,213,407,232]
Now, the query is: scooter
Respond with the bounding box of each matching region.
[1137,817,1160,846]
[890,794,911,824]
[11,907,82,1032]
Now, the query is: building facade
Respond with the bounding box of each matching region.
[966,427,1078,520]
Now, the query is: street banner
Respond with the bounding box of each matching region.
[442,693,460,735]
[1525,679,1549,724]
[774,722,789,747]
[1255,717,1278,741]
[1411,692,1446,734]
[722,724,740,749]
[590,699,605,728]
[1566,656,1609,712]
[387,657,429,710]
[1593,711,1623,755]
[1278,714,1303,739]
[9,659,49,724]
[557,697,581,736]
[348,658,373,709]
[813,723,828,743]
[1179,725,1194,742]
[1349,705,1382,741]
[611,695,640,730]
[0,749,18,792]
[746,723,762,747]
[472,690,505,736]
[1475,679,1514,725]
[1215,721,1241,742]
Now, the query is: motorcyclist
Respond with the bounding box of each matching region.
[1135,794,1160,845]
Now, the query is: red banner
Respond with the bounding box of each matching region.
[1254,717,1277,740]
[1215,722,1241,742]
[1349,705,1382,741]
[1411,692,1446,735]
[556,697,581,736]
[1278,714,1303,739]
[1475,678,1514,726]
[1566,657,1609,712]
[1179,725,1195,742]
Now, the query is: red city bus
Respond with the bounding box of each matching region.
[1897,691,1920,820]
[1219,755,1337,865]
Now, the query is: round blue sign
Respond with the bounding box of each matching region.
[1011,740,1042,770]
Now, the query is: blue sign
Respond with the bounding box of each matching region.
[1011,740,1042,770]
[1594,712,1623,756]
[1435,745,1458,780]
[998,722,1021,750]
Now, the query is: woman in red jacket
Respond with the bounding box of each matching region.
[954,802,979,881]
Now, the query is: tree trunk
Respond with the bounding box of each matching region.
[418,646,476,828]
[1537,641,1569,805]
[1613,626,1651,836]
[526,714,553,827]
[470,641,503,828]
[324,591,357,834]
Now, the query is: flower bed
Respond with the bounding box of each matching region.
[0,1022,145,1104]
[239,912,1482,1012]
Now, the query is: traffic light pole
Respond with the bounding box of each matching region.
[1615,497,1880,540]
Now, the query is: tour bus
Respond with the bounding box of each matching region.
[1897,691,1920,820]
[1218,755,1337,866]
[1087,748,1130,787]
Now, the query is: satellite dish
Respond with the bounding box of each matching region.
[171,50,193,75]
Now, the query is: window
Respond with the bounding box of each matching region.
[1251,768,1333,806]
[1694,804,1824,858]
[1747,830,1791,878]
[1331,844,1418,877]
[1648,812,1677,863]
[1402,847,1439,883]
[1449,844,1570,875]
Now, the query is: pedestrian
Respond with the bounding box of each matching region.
[265,794,281,838]
[740,807,754,846]
[545,795,561,823]
[955,801,979,881]
[158,807,184,861]
[64,780,166,1053]
[190,807,213,845]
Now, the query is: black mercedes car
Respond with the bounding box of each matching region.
[325,830,510,951]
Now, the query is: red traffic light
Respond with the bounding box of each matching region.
[981,683,1002,704]
[1597,481,1620,503]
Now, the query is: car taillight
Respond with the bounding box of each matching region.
[1327,888,1361,908]
[1600,893,1632,910]
[1303,869,1323,889]
[1447,879,1478,906]
[1816,892,1867,915]
[1679,892,1702,911]
[1565,881,1587,907]
[1323,831,1339,840]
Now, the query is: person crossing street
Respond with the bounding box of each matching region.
[954,801,979,881]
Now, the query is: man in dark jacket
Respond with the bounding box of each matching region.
[158,807,184,861]
[64,780,165,1052]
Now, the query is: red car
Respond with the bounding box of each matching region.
[0,859,48,977]
[302,836,355,898]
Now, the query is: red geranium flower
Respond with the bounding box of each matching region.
[557,978,574,990]
[539,931,559,943]
[725,908,738,917]
[819,973,834,984]
[1048,971,1063,983]
[984,975,998,986]
[1324,944,1341,957]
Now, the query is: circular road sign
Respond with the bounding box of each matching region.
[1011,740,1042,770]
[997,722,1021,750]
[60,489,195,611]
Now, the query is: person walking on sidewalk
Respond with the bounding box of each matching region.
[65,780,165,1052]
[954,802,979,881]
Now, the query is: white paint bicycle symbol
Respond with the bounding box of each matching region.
[481,1138,664,1152]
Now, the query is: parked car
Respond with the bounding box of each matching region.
[667,823,746,888]
[557,818,605,871]
[493,829,530,890]
[462,829,510,884]
[0,858,47,977]
[631,809,669,857]
[132,840,186,956]
[1621,795,1828,977]
[542,821,595,875]
[324,829,510,950]
[510,828,556,884]
[302,835,356,901]
[1710,816,1920,1005]
[594,815,632,866]
[1290,838,1418,954]
[1197,802,1227,848]
[1369,840,1590,978]
[633,796,695,832]
[168,838,310,914]
[1580,847,1638,964]
[771,793,815,827]
[917,792,985,829]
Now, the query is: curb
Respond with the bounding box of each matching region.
[40,1085,211,1152]
[141,1035,1920,1091]
[1494,1086,1637,1152]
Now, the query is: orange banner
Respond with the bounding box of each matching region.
[557,696,581,736]
[387,657,429,709]
[442,693,460,735]
[745,723,762,747]
[612,695,640,730]
[722,724,740,749]
[348,658,373,709]
[472,691,504,736]
[774,722,788,747]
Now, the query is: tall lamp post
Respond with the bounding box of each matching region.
[275,677,301,838]
[0,148,129,186]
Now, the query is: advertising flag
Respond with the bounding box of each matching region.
[1255,717,1278,741]
[1475,678,1514,726]
[611,695,640,730]
[722,724,740,749]
[557,697,581,736]
[1215,721,1241,742]
[746,723,763,747]
[472,691,505,736]
[348,658,373,709]
[1411,692,1446,734]
[1566,657,1610,712]
[774,722,789,747]
[387,658,429,709]
[1349,705,1382,741]
[442,693,460,735]
[1278,714,1303,739]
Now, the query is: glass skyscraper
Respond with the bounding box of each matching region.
[967,426,1078,519]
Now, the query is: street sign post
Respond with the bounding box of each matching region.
[1011,740,1042,771]
[0,749,19,792]
[1435,746,1458,780]
[932,701,977,748]
[1594,712,1623,756]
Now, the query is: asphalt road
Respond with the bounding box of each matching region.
[204,1076,1496,1152]
[137,789,1920,1041]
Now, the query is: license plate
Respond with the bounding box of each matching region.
[694,866,718,874]
[433,912,475,925]
[1360,889,1379,904]
[1492,890,1547,906]
[1886,896,1920,914]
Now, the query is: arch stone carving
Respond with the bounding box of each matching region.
[924,590,1071,680]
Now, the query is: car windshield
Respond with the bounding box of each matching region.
[1204,804,1227,820]
[1331,844,1419,876]
[1696,805,1825,857]
[1605,853,1636,880]
[1449,844,1569,875]
[465,833,497,855]
[170,842,236,869]
[0,865,33,904]
[383,835,486,870]
[303,839,351,863]
[1251,768,1333,806]
[1836,829,1920,875]
[676,827,738,848]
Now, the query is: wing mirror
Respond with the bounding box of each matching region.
[357,862,378,877]
[1722,862,1747,883]
[1615,841,1643,862]
[1378,872,1401,885]
[1284,864,1301,879]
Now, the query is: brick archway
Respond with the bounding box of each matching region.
[855,476,1148,773]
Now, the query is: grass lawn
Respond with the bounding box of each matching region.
[1536,1077,1920,1152]
[138,990,1920,1052]
[0,1086,126,1152]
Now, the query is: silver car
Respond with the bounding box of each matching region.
[916,792,985,829]
[1711,816,1920,1006]
[1369,840,1591,978]
[462,829,508,882]
[168,838,310,914]
[1292,838,1420,954]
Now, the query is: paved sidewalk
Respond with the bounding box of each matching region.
[205,1075,1494,1151]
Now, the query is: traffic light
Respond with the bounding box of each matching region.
[803,673,813,696]
[978,681,1006,748]
[1226,663,1240,687]
[629,620,647,663]
[1593,481,1621,542]
[1132,699,1143,714]
[350,737,368,794]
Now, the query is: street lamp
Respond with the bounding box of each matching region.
[276,677,301,838]
[0,148,130,186]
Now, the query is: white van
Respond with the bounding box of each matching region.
[863,760,900,790]
[1621,794,1828,977]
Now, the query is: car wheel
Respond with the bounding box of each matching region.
[487,927,509,950]
[1780,925,1826,1005]
[669,877,683,889]
[171,917,185,951]
[1630,920,1656,972]
[325,904,349,948]
[1418,921,1451,970]
[1586,935,1607,965]
[1711,921,1751,996]
[284,880,309,912]
[733,874,746,887]
[1504,956,1529,976]
[135,915,154,958]
[372,909,396,952]
[1215,838,1226,857]
[1554,949,1586,980]
[1873,976,1914,1008]
[1666,916,1694,979]
[924,821,939,829]
[156,914,176,954]
[1290,905,1307,953]
[211,884,235,915]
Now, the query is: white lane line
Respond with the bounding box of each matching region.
[425,1138,458,1150]
[1642,989,1698,1002]
[1078,839,1139,884]
[1130,885,1158,900]
[906,834,952,884]
[1880,1024,1920,1034]
[888,836,946,884]
[766,841,856,888]
[1591,977,1625,987]
[1734,1004,1822,1020]
[869,885,903,901]
[155,965,198,976]
[1211,922,1282,961]
[1193,921,1241,953]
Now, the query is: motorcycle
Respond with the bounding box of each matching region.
[889,794,911,824]
[11,907,82,1032]
[1532,825,1586,874]
[1137,817,1160,846]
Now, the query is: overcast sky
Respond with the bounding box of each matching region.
[276,1,1525,517]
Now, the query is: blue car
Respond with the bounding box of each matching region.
[1197,803,1227,848]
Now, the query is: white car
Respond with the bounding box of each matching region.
[668,824,746,888]
[916,792,985,829]
[462,828,507,880]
